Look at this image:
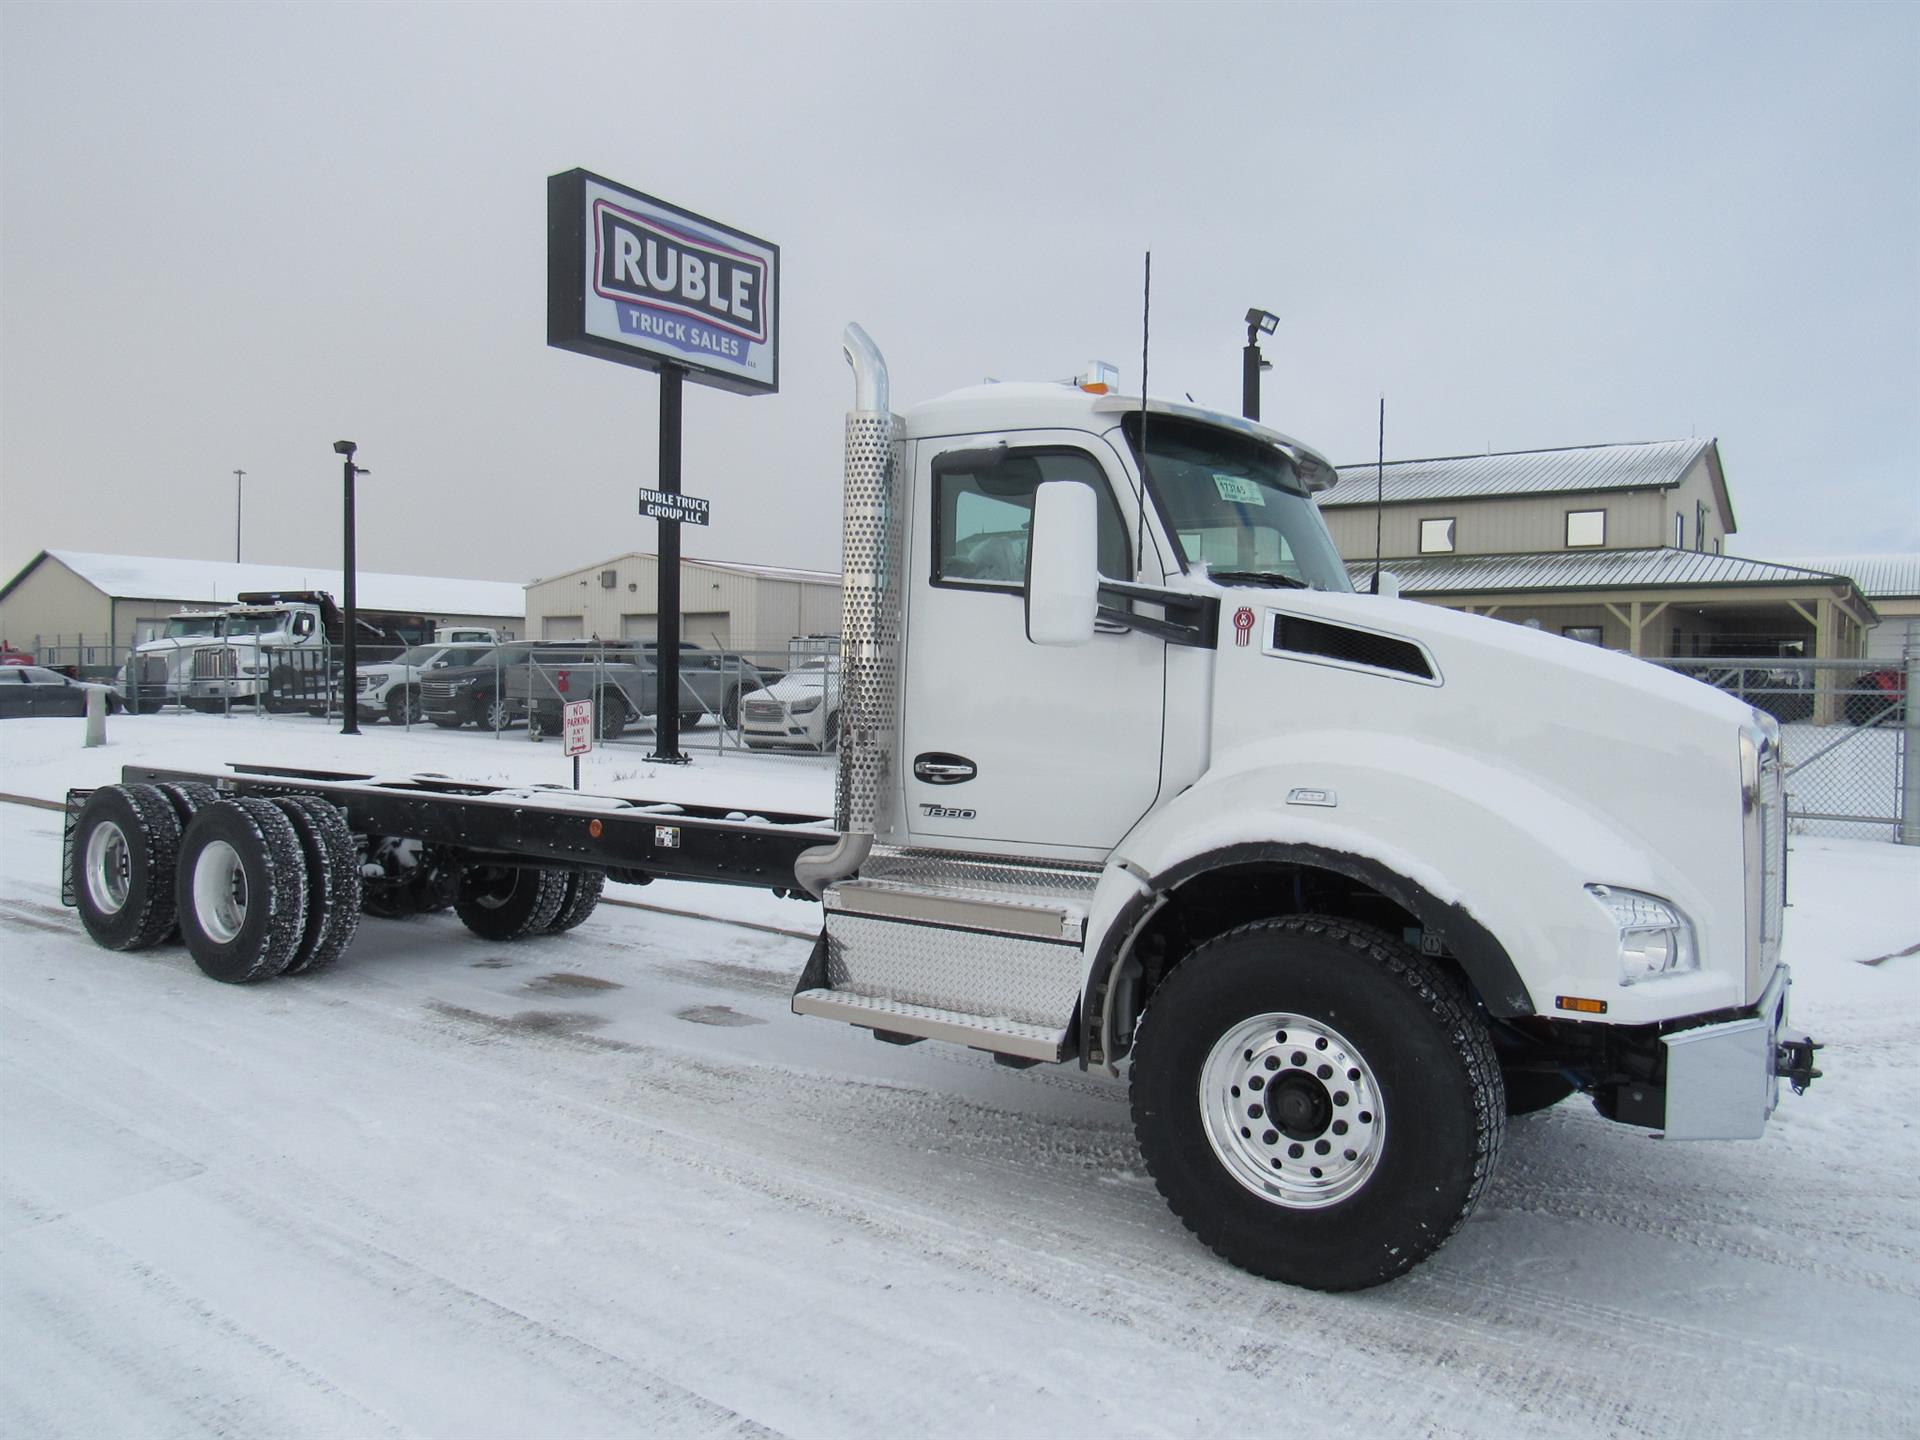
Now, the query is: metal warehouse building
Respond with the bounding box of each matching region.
[524,552,841,657]
[0,550,526,669]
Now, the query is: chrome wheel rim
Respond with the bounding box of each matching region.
[84,821,132,915]
[1200,1012,1385,1209]
[191,839,249,944]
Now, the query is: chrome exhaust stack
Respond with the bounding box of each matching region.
[795,323,900,898]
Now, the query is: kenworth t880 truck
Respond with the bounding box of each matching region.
[64,324,1817,1290]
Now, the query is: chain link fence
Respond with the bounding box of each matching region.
[1652,656,1916,843]
[55,632,842,758]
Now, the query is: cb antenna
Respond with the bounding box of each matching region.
[1137,250,1150,581]
[1371,395,1385,593]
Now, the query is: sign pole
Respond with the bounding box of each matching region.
[653,364,685,762]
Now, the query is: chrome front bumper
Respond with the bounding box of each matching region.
[1662,964,1815,1140]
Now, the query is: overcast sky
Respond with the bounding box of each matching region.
[3,2,1915,589]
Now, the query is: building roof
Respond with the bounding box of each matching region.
[0,550,525,619]
[1762,553,1920,600]
[1319,438,1715,509]
[532,552,841,587]
[1352,547,1858,597]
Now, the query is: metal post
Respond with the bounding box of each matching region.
[1901,652,1919,845]
[1242,340,1261,422]
[234,468,246,562]
[335,442,362,735]
[653,365,686,762]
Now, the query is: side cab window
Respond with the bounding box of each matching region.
[933,447,1129,589]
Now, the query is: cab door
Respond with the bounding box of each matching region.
[899,432,1166,859]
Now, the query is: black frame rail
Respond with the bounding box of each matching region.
[119,764,836,893]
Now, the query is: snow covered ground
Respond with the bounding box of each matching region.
[2,711,1917,1438]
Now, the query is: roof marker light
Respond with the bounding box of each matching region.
[1077,361,1119,395]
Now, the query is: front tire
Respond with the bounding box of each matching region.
[1130,915,1504,1291]
[387,687,423,726]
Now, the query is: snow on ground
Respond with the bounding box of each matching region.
[2,711,1918,1438]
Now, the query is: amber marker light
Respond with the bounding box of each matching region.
[1555,995,1608,1015]
[589,819,604,838]
[1078,361,1119,394]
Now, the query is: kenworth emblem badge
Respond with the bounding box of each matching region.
[1233,607,1256,646]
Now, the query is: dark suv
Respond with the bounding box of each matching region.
[509,642,782,738]
[419,643,622,730]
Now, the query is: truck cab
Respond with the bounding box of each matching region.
[790,325,1808,1288]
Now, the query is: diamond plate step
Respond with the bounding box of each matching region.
[827,848,1100,943]
[792,988,1067,1061]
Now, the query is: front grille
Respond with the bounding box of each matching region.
[744,700,784,723]
[423,681,459,704]
[193,648,237,680]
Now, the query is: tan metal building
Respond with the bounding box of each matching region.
[1765,554,1919,662]
[1317,440,1877,661]
[0,550,525,667]
[523,553,840,658]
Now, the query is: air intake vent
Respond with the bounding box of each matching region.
[599,569,618,589]
[1274,616,1435,681]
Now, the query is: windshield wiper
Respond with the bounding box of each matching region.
[1206,569,1308,590]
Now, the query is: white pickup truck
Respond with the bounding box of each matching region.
[64,323,1816,1290]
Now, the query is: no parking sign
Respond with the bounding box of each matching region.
[563,699,593,756]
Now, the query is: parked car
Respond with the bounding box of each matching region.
[509,642,782,740]
[737,656,840,751]
[1846,665,1908,725]
[354,643,493,725]
[0,665,125,718]
[419,643,538,730]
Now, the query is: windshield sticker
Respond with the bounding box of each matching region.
[1213,473,1266,506]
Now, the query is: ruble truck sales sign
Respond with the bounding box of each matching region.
[547,169,779,395]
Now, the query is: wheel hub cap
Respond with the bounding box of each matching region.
[1199,1012,1386,1209]
[84,821,132,915]
[191,839,249,944]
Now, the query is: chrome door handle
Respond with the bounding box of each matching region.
[914,753,977,784]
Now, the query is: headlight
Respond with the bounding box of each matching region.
[1586,885,1697,985]
[788,695,822,714]
[357,675,380,691]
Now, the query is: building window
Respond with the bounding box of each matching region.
[1674,513,1685,548]
[1563,625,1603,645]
[1419,518,1456,554]
[1566,509,1606,548]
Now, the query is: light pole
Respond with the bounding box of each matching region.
[1243,308,1278,421]
[333,441,369,735]
[233,468,246,562]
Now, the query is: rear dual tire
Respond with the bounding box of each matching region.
[455,866,569,940]
[174,798,311,983]
[72,784,181,951]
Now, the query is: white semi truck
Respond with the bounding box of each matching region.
[63,325,1817,1290]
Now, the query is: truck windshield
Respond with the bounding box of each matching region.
[1123,413,1352,591]
[225,611,288,636]
[164,616,224,638]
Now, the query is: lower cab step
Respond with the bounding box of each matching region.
[793,857,1095,1063]
[791,989,1067,1062]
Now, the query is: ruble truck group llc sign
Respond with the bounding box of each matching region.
[547,169,779,396]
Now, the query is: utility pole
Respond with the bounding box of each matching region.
[333,443,368,735]
[234,469,246,562]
